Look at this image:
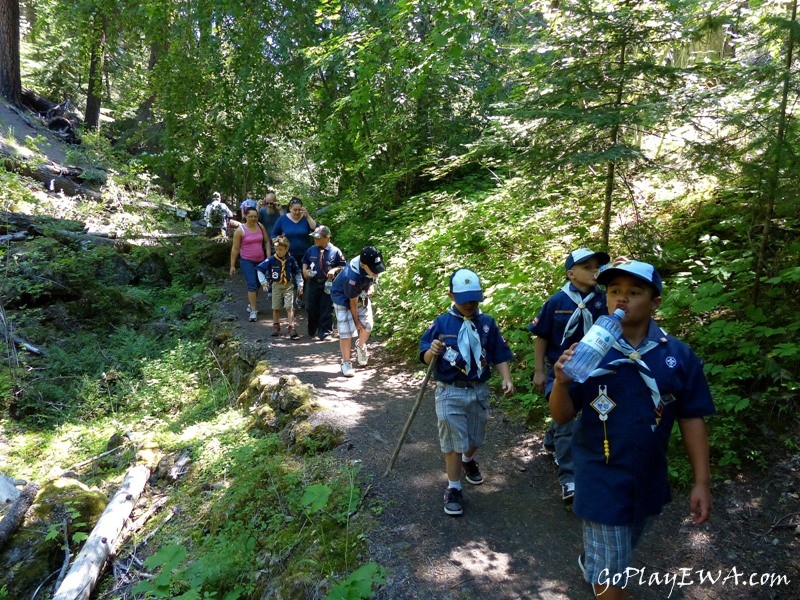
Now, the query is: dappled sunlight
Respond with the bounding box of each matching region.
[449,539,513,579]
[177,408,249,446]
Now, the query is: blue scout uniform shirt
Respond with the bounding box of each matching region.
[568,319,715,527]
[528,283,608,365]
[256,254,302,287]
[419,308,514,384]
[330,257,374,307]
[302,243,346,283]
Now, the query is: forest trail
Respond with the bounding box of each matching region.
[221,277,799,600]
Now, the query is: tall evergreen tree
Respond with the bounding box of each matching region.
[0,0,22,106]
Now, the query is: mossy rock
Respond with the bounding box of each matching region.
[0,477,107,597]
[251,404,279,432]
[288,421,344,455]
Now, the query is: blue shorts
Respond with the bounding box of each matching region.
[434,382,489,453]
[239,258,259,292]
[582,518,653,589]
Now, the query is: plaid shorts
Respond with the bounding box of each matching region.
[434,382,489,453]
[271,281,295,311]
[334,302,373,338]
[582,518,653,588]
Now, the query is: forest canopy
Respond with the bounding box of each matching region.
[2,0,799,477]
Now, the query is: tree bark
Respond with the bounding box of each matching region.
[0,0,22,106]
[0,481,40,550]
[51,465,150,600]
[752,0,797,305]
[84,15,107,130]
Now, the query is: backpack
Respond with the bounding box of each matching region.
[208,204,226,226]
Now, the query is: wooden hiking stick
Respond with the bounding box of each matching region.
[385,341,441,476]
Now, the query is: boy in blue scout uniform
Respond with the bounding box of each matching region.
[302,225,346,341]
[549,260,715,599]
[330,246,385,377]
[256,236,304,338]
[529,247,610,503]
[420,269,515,517]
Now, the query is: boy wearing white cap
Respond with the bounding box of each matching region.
[528,247,610,503]
[420,269,515,516]
[551,260,714,599]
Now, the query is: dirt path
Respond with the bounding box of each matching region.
[222,277,799,600]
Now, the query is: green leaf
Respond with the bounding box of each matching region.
[301,484,332,513]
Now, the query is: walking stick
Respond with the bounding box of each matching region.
[385,341,441,476]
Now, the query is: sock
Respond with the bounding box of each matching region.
[448,479,462,491]
[462,455,475,464]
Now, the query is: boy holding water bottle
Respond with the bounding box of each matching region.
[550,260,715,599]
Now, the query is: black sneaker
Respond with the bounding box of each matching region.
[578,553,587,579]
[462,460,484,485]
[562,482,575,503]
[443,487,463,516]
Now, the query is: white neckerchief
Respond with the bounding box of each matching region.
[449,306,483,377]
[589,329,668,412]
[560,283,598,345]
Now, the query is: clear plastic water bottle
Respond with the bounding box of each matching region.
[562,308,626,383]
[324,279,332,294]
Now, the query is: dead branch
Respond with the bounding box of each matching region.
[0,481,41,550]
[53,520,72,592]
[68,447,123,471]
[51,465,150,600]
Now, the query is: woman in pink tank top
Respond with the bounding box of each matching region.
[230,206,271,321]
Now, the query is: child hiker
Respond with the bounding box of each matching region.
[419,268,514,516]
[550,260,714,599]
[257,235,303,338]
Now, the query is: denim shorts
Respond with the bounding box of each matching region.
[239,258,260,292]
[334,302,373,338]
[434,381,489,453]
[582,517,653,588]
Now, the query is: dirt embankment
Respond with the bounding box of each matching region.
[221,277,800,600]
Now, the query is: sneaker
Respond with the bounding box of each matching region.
[248,309,258,322]
[355,342,369,366]
[271,323,280,337]
[561,482,575,503]
[443,487,463,516]
[289,325,299,339]
[341,361,355,378]
[578,553,587,579]
[462,460,484,485]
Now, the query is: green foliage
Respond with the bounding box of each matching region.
[326,562,386,600]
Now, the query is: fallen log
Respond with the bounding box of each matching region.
[51,465,150,600]
[0,155,101,201]
[0,481,40,550]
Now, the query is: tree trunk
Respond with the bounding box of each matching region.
[752,0,797,305]
[51,465,150,600]
[0,481,39,550]
[84,15,106,130]
[0,0,22,106]
[601,32,628,251]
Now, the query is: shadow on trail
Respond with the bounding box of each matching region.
[222,277,796,600]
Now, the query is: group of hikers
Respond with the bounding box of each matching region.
[210,190,385,379]
[214,191,715,599]
[419,251,714,599]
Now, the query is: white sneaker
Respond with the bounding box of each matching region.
[341,361,355,377]
[248,309,258,322]
[355,343,369,366]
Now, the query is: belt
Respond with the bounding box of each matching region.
[440,380,481,389]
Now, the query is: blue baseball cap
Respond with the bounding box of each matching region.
[565,248,611,272]
[596,260,663,295]
[450,269,483,304]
